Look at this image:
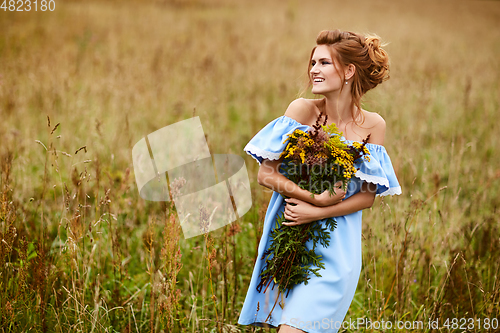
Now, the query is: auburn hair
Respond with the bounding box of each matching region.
[308,29,390,124]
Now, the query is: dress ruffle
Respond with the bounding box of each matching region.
[346,141,402,197]
[244,116,310,164]
[244,115,401,197]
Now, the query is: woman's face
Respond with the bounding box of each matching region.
[309,45,344,95]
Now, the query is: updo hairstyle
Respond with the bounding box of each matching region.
[309,29,390,122]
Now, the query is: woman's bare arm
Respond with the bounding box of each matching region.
[282,182,377,226]
[257,158,345,207]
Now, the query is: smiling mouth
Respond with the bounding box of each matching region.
[313,78,325,83]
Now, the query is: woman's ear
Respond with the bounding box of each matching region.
[345,64,356,80]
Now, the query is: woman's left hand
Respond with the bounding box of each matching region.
[282,198,322,226]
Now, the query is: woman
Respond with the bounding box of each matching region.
[238,29,401,333]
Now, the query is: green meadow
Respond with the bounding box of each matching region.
[1,0,499,331]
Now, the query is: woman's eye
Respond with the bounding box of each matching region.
[321,61,331,65]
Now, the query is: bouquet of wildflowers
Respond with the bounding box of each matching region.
[256,113,370,313]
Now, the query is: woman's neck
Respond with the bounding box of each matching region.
[320,91,356,125]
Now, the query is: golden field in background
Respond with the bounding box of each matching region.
[0,0,499,331]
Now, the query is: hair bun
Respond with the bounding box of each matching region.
[364,35,390,84]
[365,36,381,50]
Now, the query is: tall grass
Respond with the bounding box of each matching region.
[1,0,499,331]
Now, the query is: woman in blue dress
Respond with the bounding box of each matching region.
[238,29,401,333]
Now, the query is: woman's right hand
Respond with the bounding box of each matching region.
[313,182,346,207]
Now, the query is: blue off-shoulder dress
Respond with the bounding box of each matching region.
[238,116,401,333]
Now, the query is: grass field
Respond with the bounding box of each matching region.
[1,0,500,331]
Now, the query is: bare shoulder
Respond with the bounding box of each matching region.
[361,110,386,145]
[284,98,318,126]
